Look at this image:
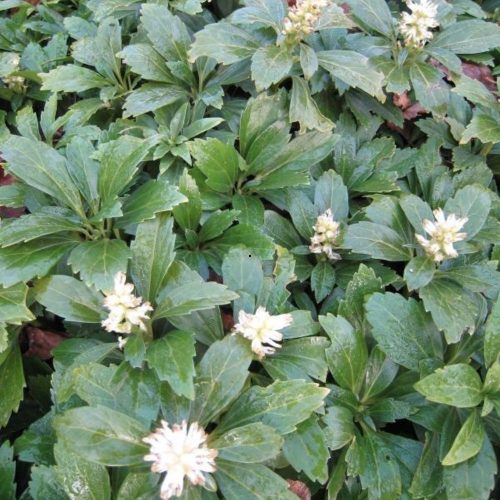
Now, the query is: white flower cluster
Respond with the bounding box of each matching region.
[309,209,341,261]
[102,272,153,334]
[233,306,293,359]
[399,0,439,47]
[144,420,218,500]
[282,0,329,40]
[3,75,26,92]
[1,54,26,92]
[415,208,468,262]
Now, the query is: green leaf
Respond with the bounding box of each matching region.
[345,0,394,36]
[485,297,500,367]
[68,239,130,291]
[410,63,450,114]
[263,211,302,249]
[403,256,435,291]
[123,83,187,118]
[441,264,500,294]
[41,64,110,92]
[69,362,156,423]
[314,169,349,220]
[443,438,497,500]
[0,442,16,500]
[0,343,25,427]
[231,0,287,29]
[97,135,151,202]
[239,93,288,158]
[189,23,260,64]
[222,247,264,297]
[442,410,485,466]
[317,50,385,101]
[183,118,225,140]
[344,221,412,261]
[281,310,320,339]
[251,45,294,91]
[212,224,275,260]
[414,364,483,408]
[263,337,330,382]
[232,194,264,226]
[140,4,191,61]
[54,406,148,466]
[17,105,41,141]
[210,423,283,463]
[409,433,442,499]
[190,138,242,193]
[116,472,158,500]
[337,264,383,331]
[118,180,187,227]
[323,406,355,450]
[2,136,83,215]
[311,261,335,302]
[145,331,195,399]
[346,429,402,500]
[283,415,329,483]
[0,211,82,247]
[217,379,329,435]
[169,308,224,347]
[200,211,240,244]
[0,283,34,324]
[429,20,500,54]
[54,442,111,500]
[287,190,316,240]
[0,236,78,288]
[120,43,173,83]
[361,347,398,400]
[321,314,367,392]
[452,75,498,108]
[299,43,318,80]
[65,137,100,207]
[419,278,480,344]
[444,185,491,239]
[399,194,434,235]
[461,113,500,145]
[0,183,25,209]
[130,214,176,303]
[215,460,295,500]
[172,170,202,232]
[28,465,67,500]
[190,335,253,426]
[34,275,106,323]
[365,292,442,370]
[483,357,500,398]
[154,270,237,319]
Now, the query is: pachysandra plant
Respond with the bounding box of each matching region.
[0,1,499,499]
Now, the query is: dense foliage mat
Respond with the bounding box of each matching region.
[0,0,499,498]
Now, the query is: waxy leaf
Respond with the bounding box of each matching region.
[210,423,283,464]
[415,364,483,408]
[145,331,195,399]
[34,275,106,323]
[442,410,485,466]
[365,292,442,370]
[2,136,84,215]
[321,314,367,392]
[217,379,329,435]
[54,406,148,466]
[130,215,176,303]
[190,335,253,426]
[68,239,130,291]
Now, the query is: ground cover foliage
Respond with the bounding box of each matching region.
[0,0,499,498]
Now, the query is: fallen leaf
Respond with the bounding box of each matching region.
[24,326,67,360]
